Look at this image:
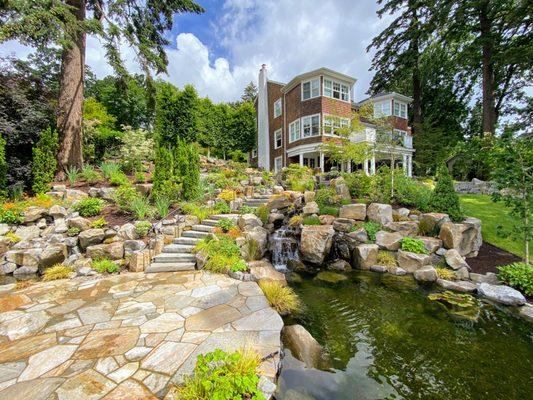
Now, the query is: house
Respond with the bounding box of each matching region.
[251,65,414,177]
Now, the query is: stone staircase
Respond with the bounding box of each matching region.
[145,214,240,273]
[243,193,272,208]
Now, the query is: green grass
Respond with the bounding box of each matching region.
[459,194,531,258]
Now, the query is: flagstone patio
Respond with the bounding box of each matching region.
[0,272,282,399]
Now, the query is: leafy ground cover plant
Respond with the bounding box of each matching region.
[358,221,381,242]
[91,217,107,228]
[283,164,315,192]
[81,164,103,184]
[135,221,152,237]
[42,264,73,281]
[258,280,301,315]
[131,196,152,219]
[239,205,256,215]
[72,198,104,217]
[214,201,231,214]
[216,218,235,232]
[177,348,265,400]
[194,235,246,273]
[218,189,237,202]
[109,170,129,186]
[401,237,429,254]
[66,227,81,237]
[181,203,214,222]
[498,262,533,296]
[92,258,119,274]
[113,184,141,213]
[302,215,321,226]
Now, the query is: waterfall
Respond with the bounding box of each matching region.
[270,226,300,271]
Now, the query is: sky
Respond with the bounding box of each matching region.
[0,0,393,103]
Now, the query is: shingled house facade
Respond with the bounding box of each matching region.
[251,65,414,176]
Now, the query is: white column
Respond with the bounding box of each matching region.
[402,154,407,174]
[347,161,352,173]
[299,153,304,166]
[364,159,369,175]
[320,152,325,173]
[371,156,376,175]
[408,155,413,177]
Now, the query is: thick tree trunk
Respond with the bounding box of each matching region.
[56,0,86,180]
[479,5,496,135]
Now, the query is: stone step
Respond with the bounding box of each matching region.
[182,230,210,238]
[145,262,196,273]
[202,219,218,226]
[244,201,267,206]
[211,214,239,220]
[192,224,215,232]
[174,237,201,245]
[162,244,195,253]
[153,253,196,263]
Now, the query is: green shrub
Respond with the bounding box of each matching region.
[181,203,214,222]
[72,198,104,217]
[428,165,463,222]
[239,205,256,215]
[92,258,119,274]
[0,209,24,224]
[0,134,7,198]
[259,281,301,315]
[42,264,73,281]
[302,215,321,225]
[109,170,129,186]
[498,262,533,296]
[91,217,107,228]
[155,196,171,218]
[342,172,376,200]
[377,251,397,267]
[119,126,154,174]
[255,205,269,224]
[177,349,264,400]
[214,201,231,214]
[319,204,340,216]
[216,218,235,232]
[360,221,381,242]
[194,235,245,274]
[153,145,180,201]
[99,161,121,179]
[283,164,315,192]
[131,196,152,219]
[401,237,429,254]
[32,127,58,194]
[66,227,81,237]
[135,220,152,237]
[230,259,248,272]
[80,165,103,184]
[175,139,200,200]
[134,171,146,183]
[112,184,140,212]
[66,166,79,186]
[394,174,432,211]
[315,187,340,207]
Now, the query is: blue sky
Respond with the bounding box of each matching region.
[0,1,392,102]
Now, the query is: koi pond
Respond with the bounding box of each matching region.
[277,270,533,400]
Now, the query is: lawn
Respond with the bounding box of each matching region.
[459,194,530,258]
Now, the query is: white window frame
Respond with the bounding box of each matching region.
[273,98,282,118]
[274,156,283,172]
[302,114,321,138]
[393,129,407,145]
[301,77,320,101]
[251,149,257,158]
[323,114,350,136]
[274,129,282,149]
[289,119,301,143]
[323,78,350,102]
[393,101,407,119]
[373,100,391,117]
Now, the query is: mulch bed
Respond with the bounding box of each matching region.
[467,242,521,274]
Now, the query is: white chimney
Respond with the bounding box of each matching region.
[257,64,270,170]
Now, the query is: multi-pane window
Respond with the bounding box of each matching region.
[302,78,320,100]
[274,98,282,118]
[373,100,391,117]
[289,120,301,143]
[393,101,407,118]
[302,114,320,137]
[323,116,350,135]
[274,156,283,172]
[251,149,257,158]
[274,129,282,149]
[323,79,350,101]
[393,129,407,145]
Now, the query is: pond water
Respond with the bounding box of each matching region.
[278,271,533,400]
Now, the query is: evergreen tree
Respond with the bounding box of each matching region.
[154,82,181,149]
[174,139,200,201]
[241,82,258,103]
[152,145,179,201]
[429,164,463,221]
[32,127,59,194]
[227,102,257,153]
[0,134,7,198]
[174,84,199,142]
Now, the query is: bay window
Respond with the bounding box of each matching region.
[323,115,350,135]
[302,114,320,137]
[302,78,320,100]
[289,120,301,143]
[373,100,391,117]
[323,78,350,101]
[393,101,407,118]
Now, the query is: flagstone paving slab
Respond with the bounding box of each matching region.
[0,271,281,399]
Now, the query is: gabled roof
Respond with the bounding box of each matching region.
[280,67,357,94]
[358,91,413,105]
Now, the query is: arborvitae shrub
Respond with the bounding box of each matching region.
[175,139,200,201]
[152,145,179,200]
[0,134,7,198]
[32,127,58,194]
[429,164,463,222]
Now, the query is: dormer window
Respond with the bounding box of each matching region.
[274,98,282,118]
[302,78,320,100]
[373,100,391,117]
[394,101,407,119]
[323,78,350,102]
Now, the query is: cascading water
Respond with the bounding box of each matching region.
[270,226,300,271]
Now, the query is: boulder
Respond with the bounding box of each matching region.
[300,225,334,264]
[135,183,152,196]
[332,233,358,261]
[385,221,419,236]
[248,260,287,285]
[436,279,476,293]
[397,250,432,273]
[5,249,41,267]
[439,219,482,257]
[354,244,378,270]
[287,259,308,272]
[302,201,319,216]
[266,194,291,211]
[268,212,285,224]
[54,219,68,234]
[419,213,450,236]
[118,223,137,240]
[455,266,470,280]
[397,208,410,217]
[348,228,368,243]
[419,237,442,254]
[0,262,17,274]
[518,304,533,322]
[477,283,526,306]
[0,224,10,236]
[49,205,67,219]
[23,206,47,223]
[318,215,335,225]
[367,203,393,225]
[195,250,208,269]
[123,240,145,254]
[375,231,403,251]
[370,265,388,273]
[327,259,351,271]
[39,244,68,269]
[244,227,269,258]
[304,191,315,203]
[238,214,263,231]
[283,325,325,369]
[444,249,469,270]
[413,265,438,282]
[339,204,366,221]
[332,218,355,233]
[78,228,105,249]
[13,265,38,275]
[86,242,125,260]
[469,272,500,285]
[68,217,91,231]
[14,226,40,241]
[66,189,88,202]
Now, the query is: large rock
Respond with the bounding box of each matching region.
[67,217,91,231]
[439,218,482,258]
[332,218,355,233]
[332,233,359,261]
[469,272,500,285]
[436,279,476,293]
[304,191,315,203]
[348,228,368,243]
[22,206,47,223]
[238,214,263,231]
[118,223,137,240]
[327,259,351,271]
[367,203,393,225]
[5,249,41,267]
[397,250,432,273]
[444,249,469,270]
[66,189,88,202]
[477,283,526,306]
[419,213,450,236]
[248,260,287,285]
[86,242,124,260]
[14,226,40,241]
[419,237,443,253]
[353,244,378,270]
[375,231,403,251]
[39,244,68,268]
[385,221,419,236]
[331,178,351,201]
[413,265,438,282]
[244,227,269,258]
[302,201,319,216]
[300,225,334,264]
[339,204,366,220]
[283,325,325,369]
[266,194,291,211]
[78,228,105,249]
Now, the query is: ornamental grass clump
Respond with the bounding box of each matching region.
[498,262,533,296]
[401,237,429,254]
[435,267,456,281]
[42,264,73,281]
[258,280,301,315]
[359,221,381,242]
[377,251,397,267]
[194,235,246,274]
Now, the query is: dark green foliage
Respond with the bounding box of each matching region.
[32,127,58,194]
[302,216,321,226]
[227,101,257,153]
[214,201,231,214]
[0,134,7,198]
[175,140,200,201]
[92,259,119,274]
[429,165,463,222]
[0,209,24,224]
[360,221,381,242]
[394,173,432,211]
[401,237,429,254]
[498,262,533,296]
[216,218,235,232]
[174,84,199,142]
[72,198,104,217]
[152,145,179,201]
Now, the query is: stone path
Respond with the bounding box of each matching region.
[244,194,272,208]
[0,271,282,399]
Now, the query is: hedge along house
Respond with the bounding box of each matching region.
[252,65,415,176]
